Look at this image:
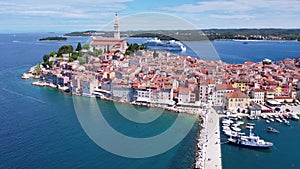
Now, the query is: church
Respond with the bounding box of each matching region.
[90,13,127,53]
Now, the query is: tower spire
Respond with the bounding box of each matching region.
[114,13,120,39]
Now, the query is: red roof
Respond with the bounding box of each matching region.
[216,84,234,91]
[226,91,249,99]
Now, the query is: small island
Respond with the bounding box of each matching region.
[39,36,67,42]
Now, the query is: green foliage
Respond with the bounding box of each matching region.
[153,50,158,58]
[58,45,73,56]
[76,42,82,51]
[68,52,79,62]
[114,50,121,54]
[50,51,57,57]
[78,55,87,65]
[35,63,42,74]
[43,55,50,62]
[125,43,147,56]
[83,44,89,50]
[88,48,102,57]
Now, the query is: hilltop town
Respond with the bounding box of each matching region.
[23,45,300,115]
[23,14,300,116]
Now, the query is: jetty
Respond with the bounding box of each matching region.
[195,109,222,169]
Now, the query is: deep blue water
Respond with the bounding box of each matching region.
[1,33,300,168]
[127,38,300,64]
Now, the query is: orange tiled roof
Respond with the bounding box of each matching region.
[226,91,249,99]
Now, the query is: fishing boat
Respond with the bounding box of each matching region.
[228,128,273,149]
[267,127,280,134]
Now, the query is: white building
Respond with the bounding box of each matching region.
[213,84,234,107]
[250,88,265,104]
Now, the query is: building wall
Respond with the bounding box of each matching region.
[112,87,133,102]
[226,97,249,110]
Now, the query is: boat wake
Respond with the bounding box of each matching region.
[2,88,46,104]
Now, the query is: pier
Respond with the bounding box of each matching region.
[195,109,222,169]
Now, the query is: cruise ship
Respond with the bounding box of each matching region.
[143,38,186,51]
[143,37,164,46]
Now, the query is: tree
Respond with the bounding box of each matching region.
[58,45,73,56]
[88,48,103,57]
[43,55,50,62]
[76,42,82,51]
[35,63,42,74]
[153,50,158,58]
[50,51,57,57]
[83,44,89,50]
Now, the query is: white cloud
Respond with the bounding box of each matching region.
[209,14,254,19]
[160,0,300,14]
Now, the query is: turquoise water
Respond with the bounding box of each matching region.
[0,67,199,168]
[1,33,300,168]
[0,34,198,168]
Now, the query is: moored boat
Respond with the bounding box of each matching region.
[267,127,280,134]
[228,128,273,149]
[275,118,283,123]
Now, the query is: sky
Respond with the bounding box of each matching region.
[1,0,300,33]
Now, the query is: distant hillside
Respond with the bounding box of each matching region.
[65,29,300,41]
[39,36,67,41]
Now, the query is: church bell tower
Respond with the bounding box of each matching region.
[114,13,120,39]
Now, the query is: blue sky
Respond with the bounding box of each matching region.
[1,0,300,33]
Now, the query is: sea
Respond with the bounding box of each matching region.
[1,33,300,169]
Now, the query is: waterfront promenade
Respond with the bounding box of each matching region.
[195,108,222,169]
[204,109,222,169]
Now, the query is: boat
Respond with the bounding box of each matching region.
[228,128,273,149]
[224,130,239,137]
[269,118,275,122]
[248,116,255,120]
[267,127,280,134]
[266,119,270,124]
[163,40,186,51]
[285,120,290,126]
[236,121,244,125]
[289,113,299,120]
[261,114,267,119]
[143,38,164,47]
[247,123,255,126]
[222,119,234,124]
[275,118,283,123]
[143,38,186,51]
[231,127,242,132]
